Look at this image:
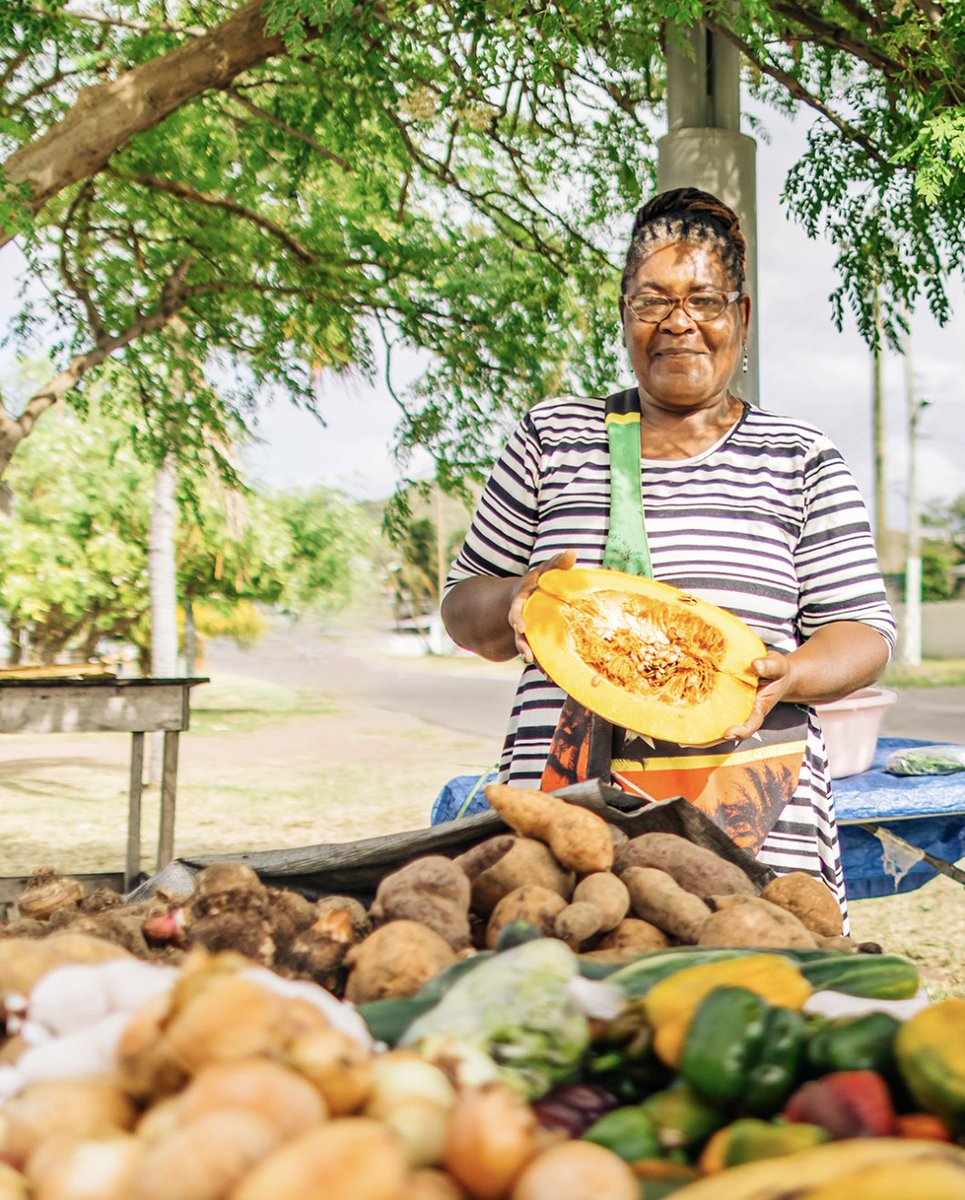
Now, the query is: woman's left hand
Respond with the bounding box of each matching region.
[720,651,795,742]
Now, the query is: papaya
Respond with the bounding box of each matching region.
[522,567,766,744]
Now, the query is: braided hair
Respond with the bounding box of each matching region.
[621,188,747,295]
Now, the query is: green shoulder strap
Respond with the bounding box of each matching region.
[603,389,653,577]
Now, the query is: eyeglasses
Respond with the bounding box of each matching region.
[623,290,742,324]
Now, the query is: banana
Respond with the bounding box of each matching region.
[801,1146,965,1199]
[668,1138,965,1200]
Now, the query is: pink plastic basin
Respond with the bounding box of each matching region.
[815,686,898,779]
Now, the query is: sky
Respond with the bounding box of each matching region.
[2,99,963,529]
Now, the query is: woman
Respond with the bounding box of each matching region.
[441,187,895,914]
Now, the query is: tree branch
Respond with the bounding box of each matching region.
[110,169,321,266]
[771,2,904,76]
[0,258,195,478]
[1,0,309,249]
[703,16,896,171]
[223,85,353,172]
[32,5,207,37]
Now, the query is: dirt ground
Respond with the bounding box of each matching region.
[0,628,961,999]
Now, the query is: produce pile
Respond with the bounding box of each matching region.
[0,784,962,1198]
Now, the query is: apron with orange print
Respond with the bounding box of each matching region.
[539,389,807,856]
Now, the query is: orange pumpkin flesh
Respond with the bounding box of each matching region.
[523,567,766,745]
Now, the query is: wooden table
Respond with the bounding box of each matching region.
[0,677,208,892]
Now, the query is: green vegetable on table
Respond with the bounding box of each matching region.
[399,938,591,1099]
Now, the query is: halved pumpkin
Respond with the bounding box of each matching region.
[522,567,766,745]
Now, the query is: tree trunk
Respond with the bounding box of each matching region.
[184,599,198,677]
[149,453,179,782]
[0,2,300,248]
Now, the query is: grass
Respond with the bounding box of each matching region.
[189,675,340,735]
[882,658,965,688]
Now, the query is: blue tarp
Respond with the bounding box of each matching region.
[431,738,965,902]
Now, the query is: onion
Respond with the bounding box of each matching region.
[27,1134,143,1200]
[442,1083,541,1200]
[379,1097,451,1168]
[285,1026,373,1115]
[510,1141,639,1200]
[175,1058,327,1138]
[0,1078,137,1169]
[364,1051,456,1119]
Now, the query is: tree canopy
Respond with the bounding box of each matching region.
[1,2,962,486]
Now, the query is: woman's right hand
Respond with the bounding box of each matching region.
[508,549,578,663]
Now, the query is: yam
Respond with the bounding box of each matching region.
[469,838,574,918]
[596,917,670,955]
[483,784,613,874]
[371,857,472,951]
[344,921,456,1003]
[554,902,603,950]
[572,873,630,932]
[485,886,568,950]
[761,872,843,938]
[696,900,819,949]
[621,867,711,943]
[615,833,757,899]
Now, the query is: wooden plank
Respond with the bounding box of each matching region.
[0,683,191,734]
[157,731,180,869]
[126,732,145,892]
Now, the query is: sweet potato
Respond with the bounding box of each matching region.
[596,917,670,955]
[553,873,631,946]
[615,833,757,899]
[621,867,712,943]
[761,872,843,938]
[370,857,471,950]
[484,784,613,874]
[485,886,568,950]
[467,838,574,918]
[344,921,456,1003]
[697,898,819,948]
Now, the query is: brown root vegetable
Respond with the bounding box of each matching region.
[344,921,457,1003]
[228,1117,408,1200]
[572,873,630,932]
[454,836,518,883]
[485,887,568,950]
[554,902,606,950]
[621,866,712,943]
[16,867,85,921]
[696,900,819,948]
[129,1110,285,1200]
[396,1167,468,1200]
[614,832,757,899]
[371,857,472,951]
[164,974,293,1073]
[818,934,859,952]
[175,1058,328,1138]
[264,887,318,951]
[62,911,150,957]
[28,1134,144,1200]
[285,1026,374,1116]
[184,867,275,965]
[596,917,670,955]
[761,871,843,938]
[470,839,574,919]
[280,896,371,988]
[510,1140,639,1200]
[443,1082,541,1200]
[483,785,613,874]
[0,1078,138,1169]
[0,919,46,939]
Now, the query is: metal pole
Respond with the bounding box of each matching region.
[900,334,927,667]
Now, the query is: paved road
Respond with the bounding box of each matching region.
[209,623,963,745]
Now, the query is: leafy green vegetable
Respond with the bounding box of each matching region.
[884,745,965,776]
[400,938,591,1099]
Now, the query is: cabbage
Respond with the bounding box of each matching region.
[400,939,591,1099]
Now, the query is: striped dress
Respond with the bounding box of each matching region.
[445,393,897,909]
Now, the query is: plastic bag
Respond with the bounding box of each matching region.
[884,744,965,777]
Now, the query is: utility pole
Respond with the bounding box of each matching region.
[871,287,887,555]
[658,24,759,404]
[899,334,929,666]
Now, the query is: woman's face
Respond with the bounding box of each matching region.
[622,240,750,413]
